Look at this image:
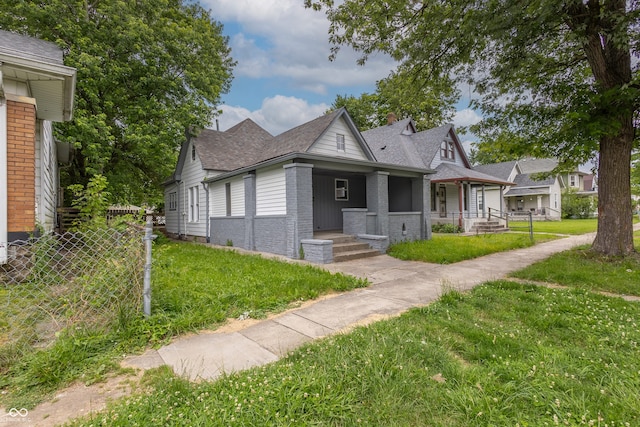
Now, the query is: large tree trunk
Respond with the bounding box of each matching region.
[592,118,635,256]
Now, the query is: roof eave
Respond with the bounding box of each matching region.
[203,152,435,184]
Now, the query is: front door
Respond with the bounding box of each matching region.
[439,185,447,217]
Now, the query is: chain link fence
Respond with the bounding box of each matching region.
[0,226,145,355]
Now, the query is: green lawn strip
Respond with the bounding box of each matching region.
[388,233,558,264]
[0,240,366,409]
[511,244,640,297]
[508,218,598,235]
[68,282,640,426]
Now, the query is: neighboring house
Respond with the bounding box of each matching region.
[473,158,596,220]
[1,30,76,263]
[164,108,435,262]
[362,116,514,231]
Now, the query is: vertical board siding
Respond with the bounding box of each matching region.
[308,117,369,161]
[256,166,286,216]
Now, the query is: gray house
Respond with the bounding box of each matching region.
[164,108,435,263]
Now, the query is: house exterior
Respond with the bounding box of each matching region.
[1,30,76,263]
[473,158,596,220]
[164,108,435,262]
[362,116,514,231]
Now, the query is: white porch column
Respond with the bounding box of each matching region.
[537,195,543,214]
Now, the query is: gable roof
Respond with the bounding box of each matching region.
[256,107,375,163]
[363,121,513,185]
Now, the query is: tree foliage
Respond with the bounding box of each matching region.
[331,67,458,131]
[307,0,640,255]
[0,0,234,207]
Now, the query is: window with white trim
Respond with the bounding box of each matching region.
[188,186,199,222]
[335,179,349,201]
[336,134,346,152]
[168,192,177,211]
[440,140,455,160]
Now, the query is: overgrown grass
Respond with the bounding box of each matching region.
[511,228,640,296]
[150,240,368,335]
[68,281,640,426]
[0,239,366,409]
[508,218,598,234]
[388,233,558,264]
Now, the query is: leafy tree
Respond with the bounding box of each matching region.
[331,68,457,131]
[307,0,639,255]
[0,0,234,207]
[562,188,596,219]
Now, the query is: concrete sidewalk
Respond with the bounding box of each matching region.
[124,231,600,381]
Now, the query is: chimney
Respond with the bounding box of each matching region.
[387,112,397,125]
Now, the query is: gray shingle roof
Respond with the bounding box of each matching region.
[193,120,274,171]
[362,118,427,168]
[517,158,558,174]
[433,163,515,184]
[0,30,63,64]
[512,173,556,187]
[473,161,518,181]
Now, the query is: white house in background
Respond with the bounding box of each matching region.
[473,158,596,220]
[362,115,514,231]
[1,30,76,263]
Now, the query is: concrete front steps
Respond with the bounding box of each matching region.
[315,233,382,262]
[470,220,510,234]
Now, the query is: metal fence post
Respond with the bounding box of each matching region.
[528,211,534,242]
[143,217,156,317]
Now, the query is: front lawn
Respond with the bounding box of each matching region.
[69,281,640,426]
[511,228,640,296]
[388,233,558,264]
[508,217,598,234]
[0,239,367,409]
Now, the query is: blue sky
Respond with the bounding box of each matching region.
[202,0,482,145]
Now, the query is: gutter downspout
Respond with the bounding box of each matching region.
[0,68,7,264]
[202,181,209,243]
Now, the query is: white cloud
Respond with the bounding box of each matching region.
[217,96,330,135]
[452,108,483,128]
[204,0,395,95]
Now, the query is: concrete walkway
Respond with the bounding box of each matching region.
[124,231,603,381]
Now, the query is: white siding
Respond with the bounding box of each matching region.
[164,141,208,237]
[308,117,369,160]
[230,178,245,216]
[210,182,226,217]
[164,183,180,234]
[210,176,245,217]
[256,166,286,216]
[34,120,57,233]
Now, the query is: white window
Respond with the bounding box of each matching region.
[335,179,349,201]
[189,186,199,222]
[336,134,345,152]
[168,192,177,211]
[570,174,577,187]
[440,140,455,160]
[478,193,484,211]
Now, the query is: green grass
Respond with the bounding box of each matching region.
[150,241,368,333]
[508,218,598,234]
[0,240,367,409]
[388,233,558,264]
[511,228,640,296]
[68,281,640,426]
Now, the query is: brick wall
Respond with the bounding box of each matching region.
[6,99,36,238]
